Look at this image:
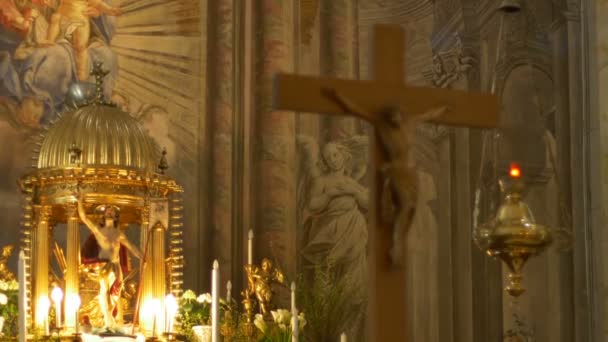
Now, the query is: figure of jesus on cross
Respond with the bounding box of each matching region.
[272,25,499,341]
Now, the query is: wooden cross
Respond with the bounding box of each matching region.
[272,25,499,341]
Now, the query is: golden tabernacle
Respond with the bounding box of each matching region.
[18,65,184,339]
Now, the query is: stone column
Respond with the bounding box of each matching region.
[320,0,358,138]
[209,0,236,287]
[64,203,80,332]
[32,205,51,332]
[253,0,297,275]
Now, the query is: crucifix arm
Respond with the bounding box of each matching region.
[321,88,373,121]
[77,199,103,240]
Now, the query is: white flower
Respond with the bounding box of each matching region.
[0,281,7,291]
[0,293,8,305]
[298,312,306,330]
[278,323,287,331]
[271,309,291,325]
[253,314,267,333]
[196,293,212,304]
[182,289,196,301]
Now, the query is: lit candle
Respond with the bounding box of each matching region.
[18,251,26,342]
[226,280,232,302]
[37,296,51,335]
[51,286,64,328]
[247,229,253,264]
[164,294,178,333]
[151,299,161,337]
[71,295,81,333]
[211,260,220,342]
[65,293,80,333]
[340,332,347,342]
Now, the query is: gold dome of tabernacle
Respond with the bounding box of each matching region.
[37,104,158,171]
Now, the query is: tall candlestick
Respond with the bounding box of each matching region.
[211,260,219,342]
[18,251,26,342]
[247,229,253,264]
[51,286,63,328]
[340,332,347,342]
[226,280,232,302]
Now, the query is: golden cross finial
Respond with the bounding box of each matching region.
[90,61,110,104]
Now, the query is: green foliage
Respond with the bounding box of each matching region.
[0,290,18,338]
[296,264,365,342]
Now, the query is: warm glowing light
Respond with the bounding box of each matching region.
[65,294,81,332]
[51,286,64,327]
[165,294,178,333]
[509,163,521,178]
[51,286,63,303]
[36,296,51,334]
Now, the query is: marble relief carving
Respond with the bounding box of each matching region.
[422,33,475,88]
[296,134,369,335]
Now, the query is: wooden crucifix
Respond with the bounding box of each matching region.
[272,24,499,341]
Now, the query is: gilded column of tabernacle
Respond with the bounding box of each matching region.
[32,205,51,331]
[139,201,152,310]
[210,0,235,282]
[64,202,80,332]
[152,222,166,333]
[320,0,358,138]
[253,0,296,273]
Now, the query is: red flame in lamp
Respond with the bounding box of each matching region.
[509,163,521,178]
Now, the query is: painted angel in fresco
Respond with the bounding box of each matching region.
[0,0,120,129]
[297,135,369,297]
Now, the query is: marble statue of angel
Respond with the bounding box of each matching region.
[297,134,369,298]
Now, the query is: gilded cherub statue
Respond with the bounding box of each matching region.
[246,258,285,316]
[0,245,15,281]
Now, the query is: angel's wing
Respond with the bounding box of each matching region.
[341,135,369,181]
[296,135,322,223]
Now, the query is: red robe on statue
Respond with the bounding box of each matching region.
[81,234,130,297]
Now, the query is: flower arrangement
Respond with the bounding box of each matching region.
[177,290,212,340]
[0,279,19,337]
[253,309,306,342]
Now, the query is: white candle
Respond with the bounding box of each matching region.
[292,309,299,342]
[291,282,298,342]
[247,229,253,264]
[290,282,296,313]
[151,299,161,337]
[165,294,178,333]
[37,297,51,335]
[71,295,81,333]
[226,280,232,302]
[211,260,220,342]
[51,286,64,328]
[18,251,26,342]
[340,332,347,342]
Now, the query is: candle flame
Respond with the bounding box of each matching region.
[509,163,521,178]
